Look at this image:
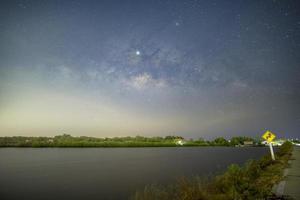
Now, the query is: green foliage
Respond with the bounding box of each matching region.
[213,137,229,146]
[277,141,293,157]
[133,178,209,200]
[0,135,186,147]
[291,139,300,144]
[0,135,277,148]
[229,136,255,146]
[164,136,184,140]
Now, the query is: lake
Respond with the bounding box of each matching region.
[0,147,268,200]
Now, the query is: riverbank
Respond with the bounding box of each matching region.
[132,142,293,200]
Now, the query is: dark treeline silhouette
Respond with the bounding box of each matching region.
[0,134,262,147]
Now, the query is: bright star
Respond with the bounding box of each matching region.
[136,50,140,55]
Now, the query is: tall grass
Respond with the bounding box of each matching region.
[131,142,293,200]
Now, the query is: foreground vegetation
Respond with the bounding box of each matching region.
[0,134,261,147]
[131,141,293,200]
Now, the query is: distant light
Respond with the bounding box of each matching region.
[175,22,180,26]
[136,50,140,55]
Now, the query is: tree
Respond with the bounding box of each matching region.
[214,137,229,146]
[230,136,255,146]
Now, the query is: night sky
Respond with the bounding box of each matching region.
[0,0,299,139]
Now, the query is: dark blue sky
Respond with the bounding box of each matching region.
[0,0,299,139]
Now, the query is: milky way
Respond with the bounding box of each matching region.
[0,0,299,138]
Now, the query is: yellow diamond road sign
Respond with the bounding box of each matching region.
[262,130,276,142]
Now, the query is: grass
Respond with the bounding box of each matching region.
[131,142,293,200]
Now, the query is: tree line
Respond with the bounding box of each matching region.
[0,134,263,147]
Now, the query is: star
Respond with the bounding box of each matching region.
[0,0,298,139]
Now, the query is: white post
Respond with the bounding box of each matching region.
[269,142,275,160]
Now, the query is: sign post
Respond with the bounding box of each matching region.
[262,130,276,161]
[268,142,275,160]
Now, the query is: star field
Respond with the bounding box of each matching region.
[0,0,299,138]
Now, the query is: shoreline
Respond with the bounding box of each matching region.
[0,134,266,148]
[132,142,293,200]
[0,144,266,148]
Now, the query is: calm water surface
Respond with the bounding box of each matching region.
[0,147,268,200]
